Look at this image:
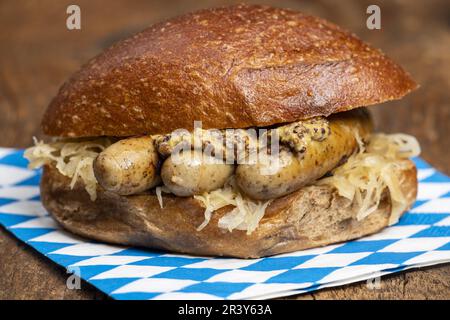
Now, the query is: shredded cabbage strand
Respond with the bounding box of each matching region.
[155,185,172,209]
[24,137,112,200]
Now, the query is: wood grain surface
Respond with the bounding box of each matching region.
[0,0,449,300]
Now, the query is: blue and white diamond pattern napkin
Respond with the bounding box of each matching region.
[0,148,449,300]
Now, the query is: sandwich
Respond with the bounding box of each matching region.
[25,5,420,258]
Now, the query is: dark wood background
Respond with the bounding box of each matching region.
[0,0,449,299]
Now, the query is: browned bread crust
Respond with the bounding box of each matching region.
[42,4,417,137]
[40,160,417,258]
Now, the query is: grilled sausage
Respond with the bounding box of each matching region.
[236,108,373,200]
[93,136,160,195]
[154,128,258,163]
[161,150,234,196]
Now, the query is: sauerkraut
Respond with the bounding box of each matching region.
[318,133,420,224]
[24,132,420,233]
[194,133,420,233]
[194,178,272,235]
[155,185,172,209]
[24,137,112,200]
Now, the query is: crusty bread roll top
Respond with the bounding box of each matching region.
[42,4,417,138]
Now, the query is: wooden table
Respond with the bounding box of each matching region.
[1,0,449,300]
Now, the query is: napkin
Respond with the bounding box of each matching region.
[0,148,449,300]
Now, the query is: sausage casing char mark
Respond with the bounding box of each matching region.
[236,108,373,200]
[161,150,234,197]
[93,136,160,195]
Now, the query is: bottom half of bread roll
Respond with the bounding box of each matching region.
[40,158,417,258]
